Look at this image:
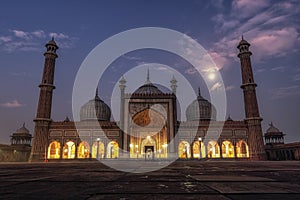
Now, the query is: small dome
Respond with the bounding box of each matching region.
[186,88,216,121]
[266,122,280,133]
[14,123,30,135]
[237,36,250,48]
[46,37,57,46]
[265,122,283,136]
[80,90,111,121]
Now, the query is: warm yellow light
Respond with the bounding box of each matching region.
[208,73,216,80]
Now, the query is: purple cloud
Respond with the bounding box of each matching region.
[0,100,25,108]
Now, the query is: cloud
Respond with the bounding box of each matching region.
[0,29,76,52]
[0,100,25,108]
[255,68,266,73]
[49,32,77,48]
[210,0,300,68]
[11,30,29,39]
[32,30,46,38]
[122,55,142,61]
[232,0,271,19]
[250,27,299,59]
[210,82,223,91]
[10,72,28,76]
[49,32,69,39]
[0,36,12,43]
[271,85,300,99]
[208,50,230,70]
[270,66,285,72]
[293,73,300,81]
[225,85,235,91]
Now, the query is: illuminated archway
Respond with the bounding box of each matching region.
[107,141,119,158]
[78,141,90,158]
[141,136,156,159]
[92,141,105,158]
[236,140,249,158]
[193,141,206,158]
[47,141,60,159]
[63,141,75,159]
[222,140,235,158]
[178,141,191,158]
[207,140,220,158]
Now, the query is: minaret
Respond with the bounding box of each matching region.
[237,36,266,160]
[119,76,126,130]
[29,38,58,162]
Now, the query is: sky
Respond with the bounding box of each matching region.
[0,0,299,144]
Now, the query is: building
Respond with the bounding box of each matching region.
[0,123,32,162]
[264,123,300,160]
[29,37,268,162]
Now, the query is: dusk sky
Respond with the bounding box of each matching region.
[0,0,299,144]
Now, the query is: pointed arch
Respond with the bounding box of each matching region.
[207,140,220,158]
[236,140,249,158]
[222,140,235,158]
[92,141,105,159]
[63,141,76,159]
[47,141,60,159]
[193,141,206,158]
[178,141,191,158]
[78,141,90,158]
[107,141,119,158]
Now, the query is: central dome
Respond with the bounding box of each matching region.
[132,69,163,95]
[133,83,163,95]
[186,88,216,121]
[80,89,111,121]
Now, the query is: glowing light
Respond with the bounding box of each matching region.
[208,73,216,80]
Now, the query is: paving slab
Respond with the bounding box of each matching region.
[0,161,300,199]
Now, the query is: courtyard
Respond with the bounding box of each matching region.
[0,160,300,199]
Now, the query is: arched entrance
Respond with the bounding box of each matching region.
[207,140,220,158]
[236,140,249,158]
[141,136,156,159]
[92,141,104,159]
[107,141,119,158]
[178,141,191,158]
[63,141,76,159]
[222,140,235,158]
[78,141,90,158]
[193,141,206,158]
[47,141,60,159]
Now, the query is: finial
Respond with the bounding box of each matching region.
[171,75,177,83]
[242,35,244,40]
[145,67,151,84]
[51,36,54,41]
[269,122,273,127]
[95,87,99,98]
[22,122,25,127]
[198,87,201,96]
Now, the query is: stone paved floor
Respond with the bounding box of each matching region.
[0,160,300,199]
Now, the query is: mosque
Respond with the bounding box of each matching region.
[22,37,298,162]
[1,37,299,162]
